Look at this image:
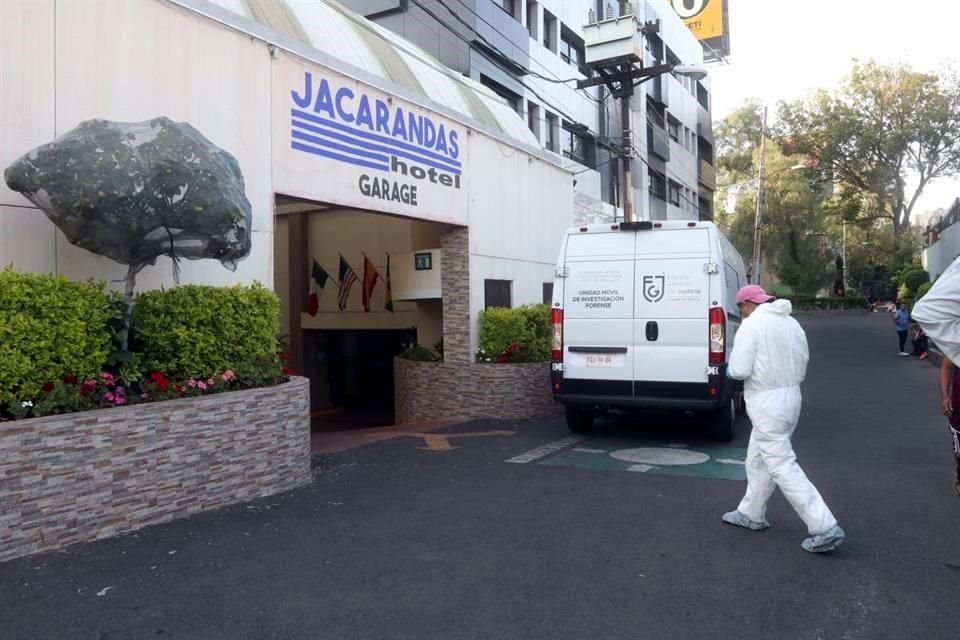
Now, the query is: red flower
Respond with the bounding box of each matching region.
[149,372,169,391]
[282,365,297,376]
[79,380,97,397]
[64,374,78,385]
[42,382,55,393]
[174,384,185,393]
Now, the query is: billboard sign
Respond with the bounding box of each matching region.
[669,0,730,61]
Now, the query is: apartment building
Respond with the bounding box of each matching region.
[341,0,716,222]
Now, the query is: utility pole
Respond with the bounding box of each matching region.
[841,220,847,293]
[620,96,634,223]
[751,106,768,285]
[618,0,633,224]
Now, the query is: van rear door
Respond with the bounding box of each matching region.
[633,229,712,386]
[561,231,635,395]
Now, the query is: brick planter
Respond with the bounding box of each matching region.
[394,358,559,424]
[0,376,311,563]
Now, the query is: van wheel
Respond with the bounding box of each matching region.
[709,398,736,442]
[565,406,594,434]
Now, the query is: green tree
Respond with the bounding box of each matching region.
[779,61,960,235]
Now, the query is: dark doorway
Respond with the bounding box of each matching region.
[305,328,415,429]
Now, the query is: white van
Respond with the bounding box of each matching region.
[549,220,747,441]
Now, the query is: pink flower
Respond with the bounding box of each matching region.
[114,395,126,406]
[207,378,215,387]
[104,392,115,403]
[187,379,198,388]
[101,372,115,386]
[197,381,208,390]
[141,393,151,400]
[221,370,235,382]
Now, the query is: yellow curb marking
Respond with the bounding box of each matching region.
[405,430,516,452]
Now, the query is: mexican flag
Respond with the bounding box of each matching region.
[307,259,330,316]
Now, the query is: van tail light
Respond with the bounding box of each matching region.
[709,307,725,365]
[551,308,564,362]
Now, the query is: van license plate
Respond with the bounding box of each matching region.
[584,354,623,368]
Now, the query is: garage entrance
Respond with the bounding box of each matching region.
[273,195,450,429]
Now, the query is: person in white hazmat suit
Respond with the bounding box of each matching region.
[722,284,846,553]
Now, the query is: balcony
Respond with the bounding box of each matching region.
[698,159,716,190]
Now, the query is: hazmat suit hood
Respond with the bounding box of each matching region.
[754,299,793,317]
[729,298,808,392]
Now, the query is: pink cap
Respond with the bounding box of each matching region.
[736,284,774,305]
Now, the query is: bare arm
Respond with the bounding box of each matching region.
[940,358,955,418]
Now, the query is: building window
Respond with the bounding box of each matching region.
[545,111,559,152]
[697,82,709,110]
[543,282,554,304]
[543,9,557,52]
[527,102,540,140]
[526,0,539,40]
[699,137,714,165]
[561,121,594,168]
[668,180,681,206]
[559,28,585,71]
[480,75,521,114]
[667,116,681,142]
[648,169,666,201]
[485,279,512,309]
[496,0,518,19]
[699,196,713,221]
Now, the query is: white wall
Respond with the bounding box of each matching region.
[923,225,960,280]
[467,131,573,353]
[0,0,275,289]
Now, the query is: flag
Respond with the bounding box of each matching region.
[384,253,394,313]
[337,255,359,311]
[307,259,330,316]
[361,254,380,313]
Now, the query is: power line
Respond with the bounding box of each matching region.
[405,0,604,129]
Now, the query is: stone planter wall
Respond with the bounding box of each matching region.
[394,358,559,424]
[0,376,311,563]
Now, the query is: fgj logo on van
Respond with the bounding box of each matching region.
[642,275,665,303]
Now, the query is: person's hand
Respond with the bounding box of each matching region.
[943,396,954,419]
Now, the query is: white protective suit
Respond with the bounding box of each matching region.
[912,257,960,365]
[728,299,838,535]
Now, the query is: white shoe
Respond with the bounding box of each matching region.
[899,352,910,356]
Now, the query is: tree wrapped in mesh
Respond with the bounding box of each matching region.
[3,117,252,348]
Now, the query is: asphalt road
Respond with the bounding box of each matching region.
[2,312,959,640]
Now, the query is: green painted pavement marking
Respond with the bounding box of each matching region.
[540,438,747,481]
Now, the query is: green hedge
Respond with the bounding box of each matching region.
[0,267,116,406]
[917,282,933,299]
[132,283,281,381]
[786,295,869,311]
[478,304,550,362]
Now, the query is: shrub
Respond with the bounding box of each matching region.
[917,282,933,299]
[786,295,868,311]
[478,304,550,362]
[399,341,441,362]
[0,267,115,407]
[132,283,281,381]
[900,268,929,294]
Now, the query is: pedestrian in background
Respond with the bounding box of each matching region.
[722,285,845,553]
[895,303,911,356]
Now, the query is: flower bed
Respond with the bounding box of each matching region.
[1,269,293,421]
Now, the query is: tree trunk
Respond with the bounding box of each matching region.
[119,263,140,352]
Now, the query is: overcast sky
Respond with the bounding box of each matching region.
[706,0,960,215]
